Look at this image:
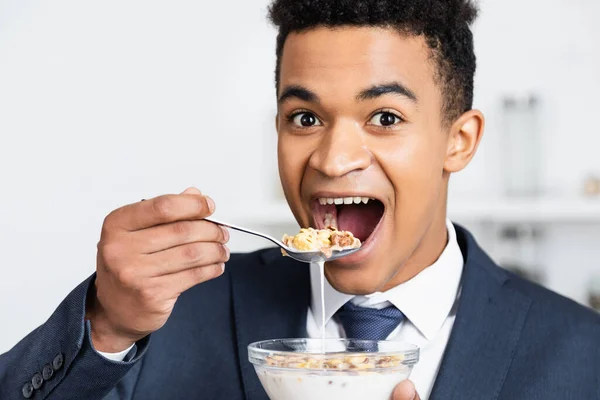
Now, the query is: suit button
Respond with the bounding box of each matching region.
[42,364,54,381]
[22,382,34,398]
[32,372,43,389]
[52,353,64,371]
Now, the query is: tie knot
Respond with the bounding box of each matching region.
[336,302,405,342]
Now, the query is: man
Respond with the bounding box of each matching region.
[1,0,599,399]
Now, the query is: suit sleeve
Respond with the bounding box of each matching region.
[0,275,150,400]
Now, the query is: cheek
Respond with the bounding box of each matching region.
[374,133,446,190]
[277,135,309,195]
[278,135,317,227]
[370,134,447,269]
[372,132,447,241]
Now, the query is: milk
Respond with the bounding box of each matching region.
[318,260,326,352]
[255,366,411,400]
[251,253,416,400]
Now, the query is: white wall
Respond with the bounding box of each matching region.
[0,0,598,353]
[453,0,600,197]
[0,0,280,353]
[451,0,600,306]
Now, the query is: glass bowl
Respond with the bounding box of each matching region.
[248,338,419,400]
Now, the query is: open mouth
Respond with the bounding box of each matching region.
[311,196,385,243]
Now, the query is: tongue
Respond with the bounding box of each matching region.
[337,203,382,242]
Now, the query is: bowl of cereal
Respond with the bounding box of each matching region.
[248,338,419,400]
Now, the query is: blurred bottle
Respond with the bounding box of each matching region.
[501,94,542,198]
[588,275,600,312]
[497,224,544,284]
[583,175,600,198]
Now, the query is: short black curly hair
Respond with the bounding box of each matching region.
[268,0,479,124]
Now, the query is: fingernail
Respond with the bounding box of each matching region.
[221,226,230,242]
[206,196,216,213]
[182,187,202,195]
[220,263,226,273]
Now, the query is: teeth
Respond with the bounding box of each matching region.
[317,197,373,205]
[324,212,337,229]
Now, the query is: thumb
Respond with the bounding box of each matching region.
[181,187,202,195]
[392,380,420,400]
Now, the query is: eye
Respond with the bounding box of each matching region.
[368,112,403,127]
[291,112,322,127]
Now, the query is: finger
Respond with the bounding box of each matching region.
[392,380,419,400]
[108,194,216,231]
[158,262,225,295]
[145,242,230,276]
[135,220,229,254]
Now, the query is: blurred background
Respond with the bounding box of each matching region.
[1,0,599,353]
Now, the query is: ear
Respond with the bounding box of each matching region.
[275,113,280,132]
[444,109,485,173]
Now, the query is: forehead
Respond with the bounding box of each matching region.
[279,26,437,99]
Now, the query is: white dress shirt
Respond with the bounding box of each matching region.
[306,219,464,399]
[97,345,134,362]
[100,220,464,400]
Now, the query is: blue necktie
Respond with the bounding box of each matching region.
[336,301,405,342]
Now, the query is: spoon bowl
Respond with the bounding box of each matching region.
[283,246,360,263]
[205,217,360,263]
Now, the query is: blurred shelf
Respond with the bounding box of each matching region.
[448,197,600,224]
[220,197,600,226]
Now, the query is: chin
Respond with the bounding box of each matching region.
[324,261,393,295]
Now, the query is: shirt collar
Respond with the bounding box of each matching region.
[310,219,464,340]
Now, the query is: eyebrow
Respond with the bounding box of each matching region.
[278,85,320,105]
[277,82,417,105]
[356,82,418,103]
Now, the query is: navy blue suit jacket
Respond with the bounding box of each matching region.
[1,225,599,399]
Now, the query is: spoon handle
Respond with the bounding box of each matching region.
[204,217,284,249]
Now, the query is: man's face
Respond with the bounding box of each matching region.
[277,27,456,294]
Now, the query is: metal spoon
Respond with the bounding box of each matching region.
[204,217,360,263]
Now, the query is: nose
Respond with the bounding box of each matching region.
[308,120,372,178]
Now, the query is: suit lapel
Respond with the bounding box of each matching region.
[430,226,532,400]
[230,249,311,400]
